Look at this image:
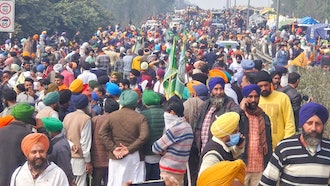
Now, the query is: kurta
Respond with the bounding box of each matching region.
[10,162,69,186]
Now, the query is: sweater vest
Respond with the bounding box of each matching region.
[35,107,56,119]
[63,111,90,158]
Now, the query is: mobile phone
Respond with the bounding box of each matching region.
[130,180,165,186]
[237,136,245,146]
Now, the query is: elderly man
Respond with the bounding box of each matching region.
[255,71,295,149]
[63,94,93,186]
[239,84,272,186]
[10,133,69,186]
[192,77,240,185]
[0,103,34,186]
[260,102,330,185]
[195,77,240,154]
[99,90,149,186]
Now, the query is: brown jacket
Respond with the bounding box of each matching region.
[99,108,149,160]
[91,113,110,167]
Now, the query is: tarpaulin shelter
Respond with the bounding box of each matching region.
[298,16,319,27]
[306,24,330,44]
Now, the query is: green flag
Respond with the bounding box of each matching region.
[163,37,177,100]
[175,33,188,99]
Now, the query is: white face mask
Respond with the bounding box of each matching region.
[163,112,178,129]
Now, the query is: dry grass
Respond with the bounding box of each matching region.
[296,67,330,138]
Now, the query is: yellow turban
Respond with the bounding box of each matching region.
[69,79,83,93]
[197,159,246,186]
[21,133,50,157]
[211,112,240,139]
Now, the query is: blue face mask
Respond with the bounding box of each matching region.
[226,133,240,147]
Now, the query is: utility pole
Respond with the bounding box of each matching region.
[275,0,280,30]
[247,0,250,28]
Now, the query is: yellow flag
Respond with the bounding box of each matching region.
[288,52,308,67]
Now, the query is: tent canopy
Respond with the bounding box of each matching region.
[299,16,319,25]
[306,23,330,43]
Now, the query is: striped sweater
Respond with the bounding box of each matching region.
[259,134,330,186]
[152,117,194,174]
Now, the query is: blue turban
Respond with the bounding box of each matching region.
[208,77,225,91]
[193,84,209,101]
[299,102,329,127]
[106,82,121,96]
[242,84,261,98]
[72,94,89,109]
[241,59,255,70]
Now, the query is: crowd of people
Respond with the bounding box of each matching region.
[0,6,330,186]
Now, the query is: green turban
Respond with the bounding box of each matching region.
[142,90,160,106]
[11,103,35,123]
[119,90,138,108]
[43,91,60,106]
[41,117,63,132]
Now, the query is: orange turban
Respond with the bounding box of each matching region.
[0,115,14,128]
[197,159,246,186]
[21,133,49,157]
[33,34,39,41]
[208,69,228,83]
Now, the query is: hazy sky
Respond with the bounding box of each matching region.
[188,0,273,9]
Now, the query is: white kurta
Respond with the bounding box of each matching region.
[10,162,69,186]
[107,151,145,186]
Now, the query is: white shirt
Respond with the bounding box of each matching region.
[153,80,164,95]
[77,70,98,84]
[10,162,69,186]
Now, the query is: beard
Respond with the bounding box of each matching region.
[302,128,322,146]
[246,102,258,110]
[29,157,48,172]
[260,89,271,97]
[210,95,225,109]
[130,77,137,85]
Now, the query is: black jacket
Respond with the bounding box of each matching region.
[239,111,273,169]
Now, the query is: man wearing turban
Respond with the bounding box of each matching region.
[192,77,240,185]
[0,103,34,186]
[42,117,74,185]
[99,90,149,186]
[239,84,272,186]
[10,133,69,186]
[260,102,330,185]
[63,94,93,186]
[140,90,164,181]
[199,112,245,176]
[197,159,246,186]
[36,91,60,120]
